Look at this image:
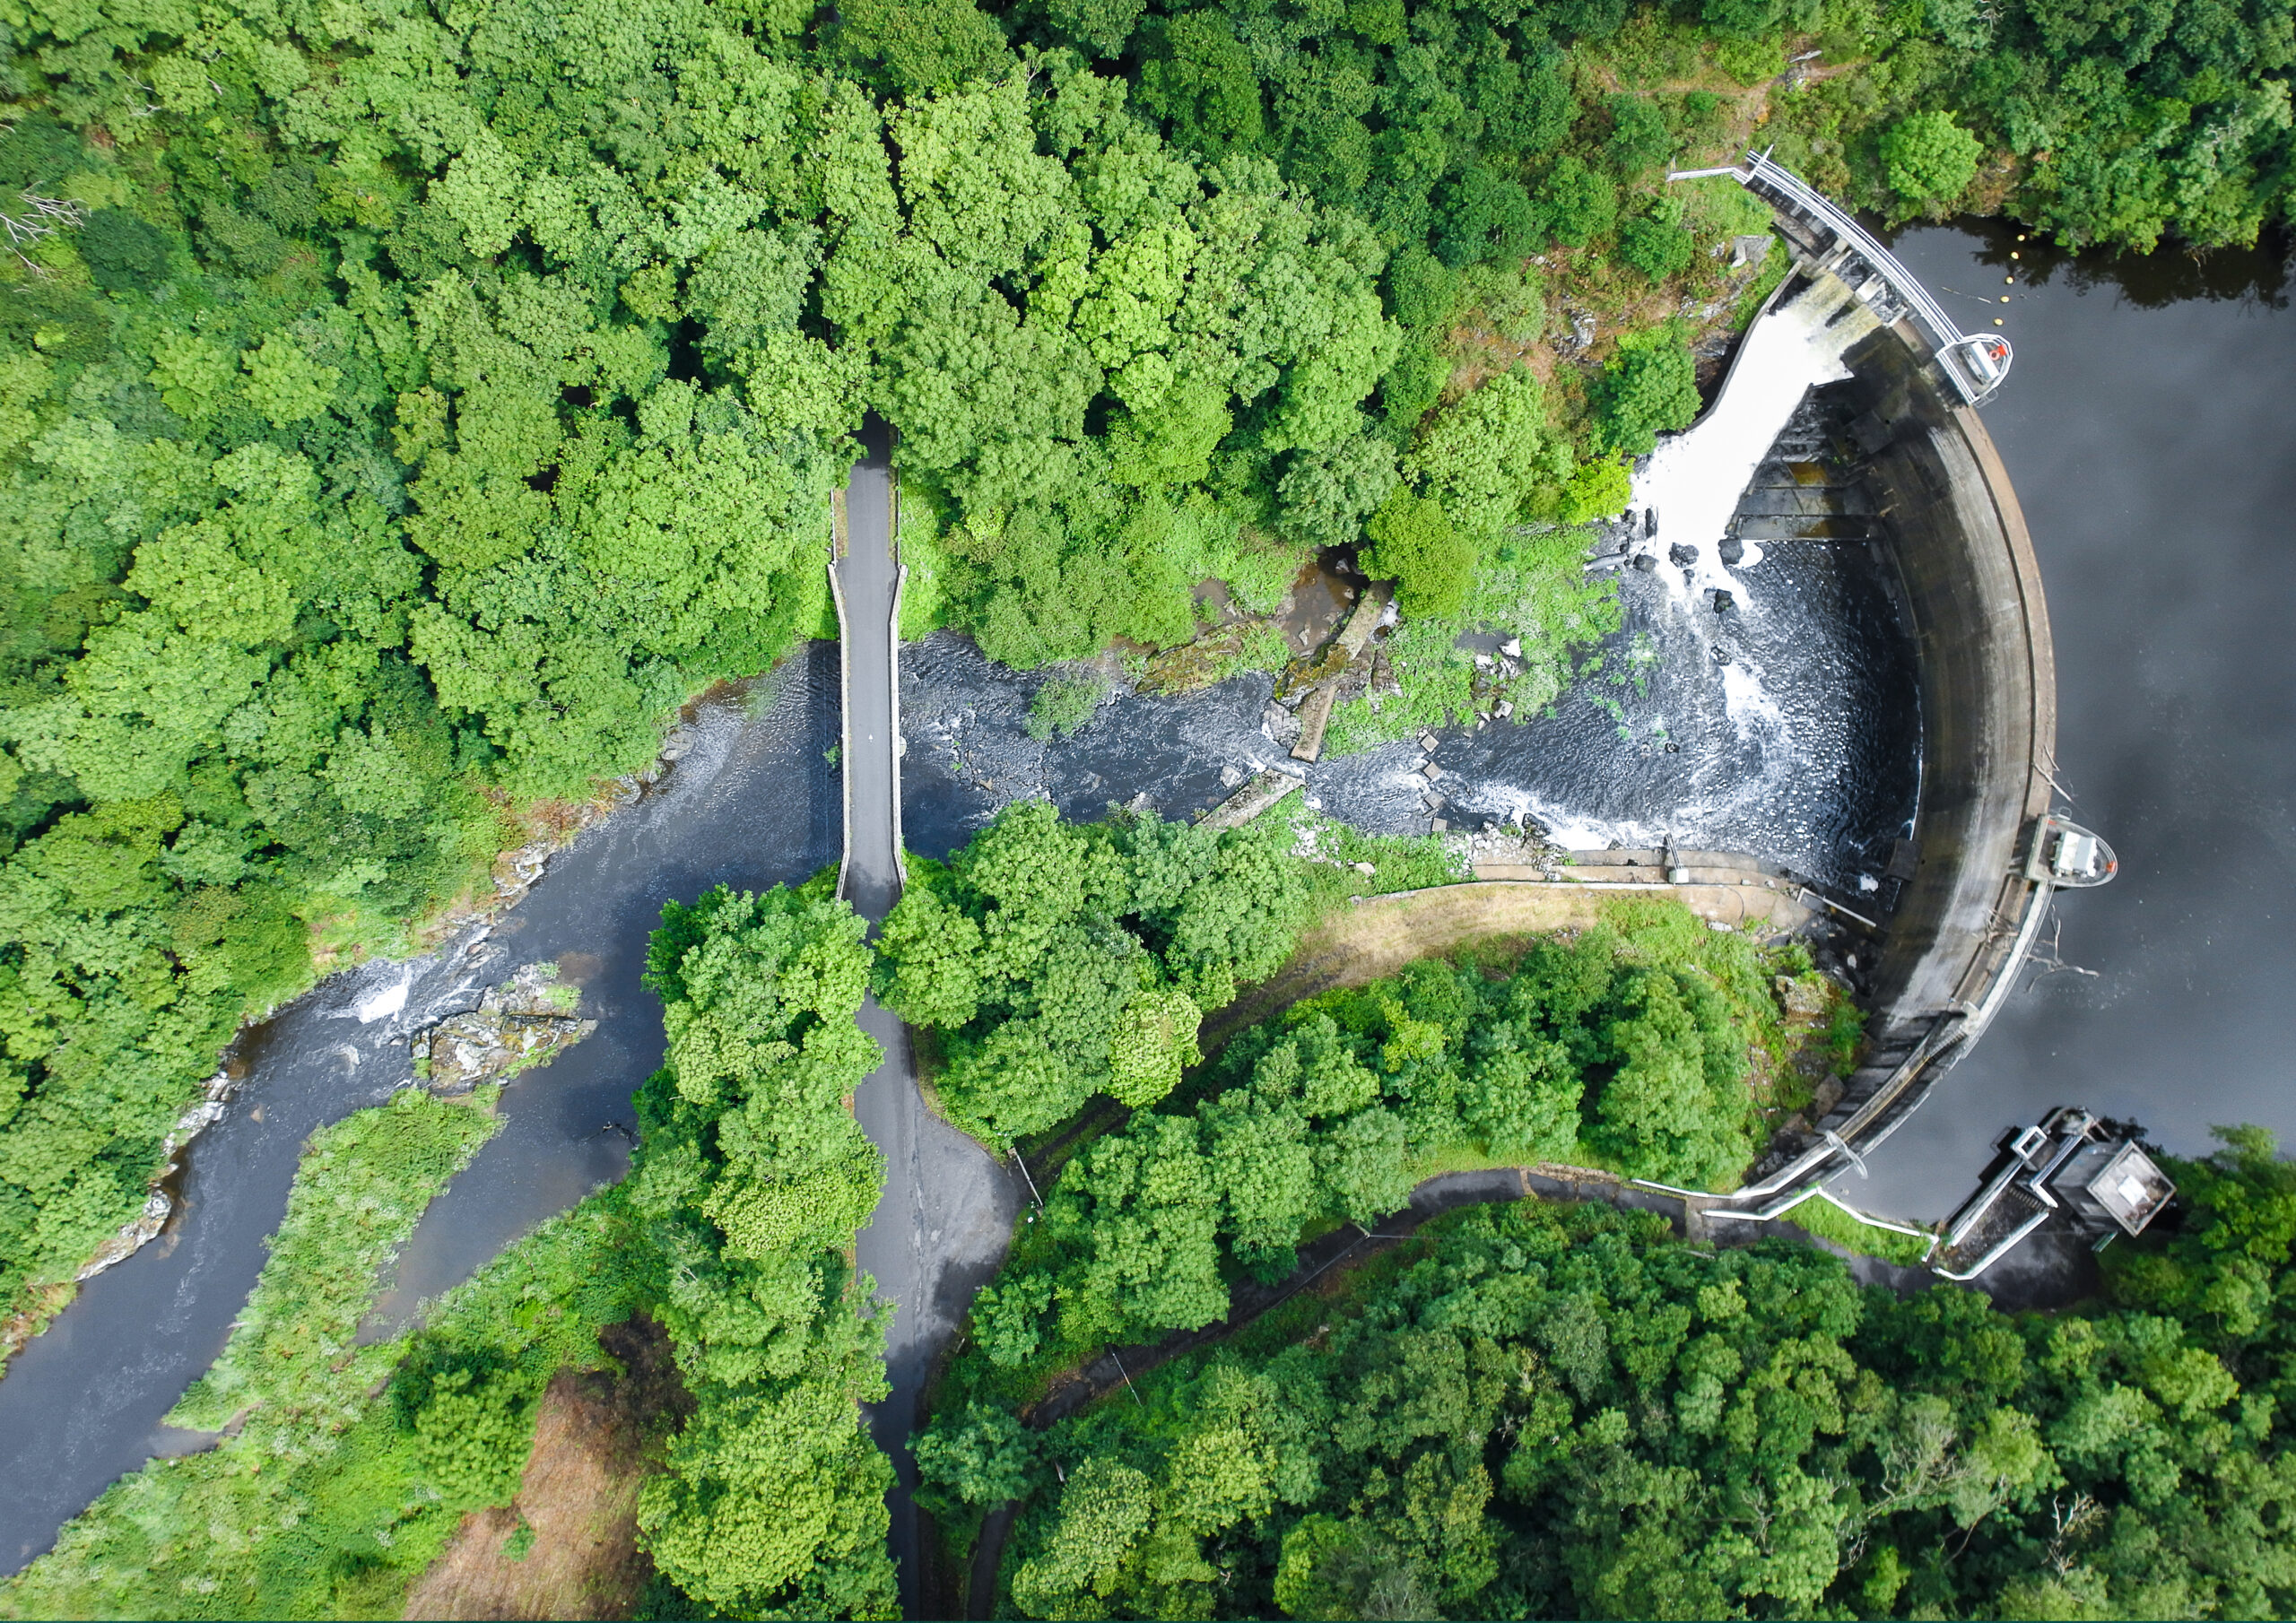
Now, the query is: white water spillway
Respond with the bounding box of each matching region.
[1631,273,1880,603]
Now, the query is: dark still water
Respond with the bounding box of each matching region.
[1848,225,2296,1219]
[0,649,841,1572]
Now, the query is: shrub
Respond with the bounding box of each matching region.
[1027,673,1105,739]
[1618,214,1697,282]
[1362,488,1474,617]
[1881,110,1983,207]
[1535,153,1619,246]
[1591,332,1702,455]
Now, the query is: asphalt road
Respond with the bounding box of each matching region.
[838,426,1022,1617]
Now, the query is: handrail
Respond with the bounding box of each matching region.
[1672,150,2012,405]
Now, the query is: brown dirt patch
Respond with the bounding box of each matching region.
[403,1319,690,1622]
[1206,884,1620,1048]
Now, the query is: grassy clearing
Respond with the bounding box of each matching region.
[1776,1192,1939,1268]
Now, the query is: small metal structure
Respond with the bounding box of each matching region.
[2025,813,2118,888]
[1670,148,2013,406]
[1935,1108,2173,1280]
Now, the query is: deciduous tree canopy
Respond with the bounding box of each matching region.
[631,879,898,1619]
[952,1126,2296,1619]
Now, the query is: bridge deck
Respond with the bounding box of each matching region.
[834,430,1022,1620]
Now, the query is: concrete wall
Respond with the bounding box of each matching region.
[1844,328,2057,1028]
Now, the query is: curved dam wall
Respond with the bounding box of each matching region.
[1843,328,2057,1032]
[1694,294,2057,1206]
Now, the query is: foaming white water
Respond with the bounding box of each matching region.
[1719,660,1786,740]
[1487,792,1699,855]
[1630,274,1878,612]
[352,971,410,1024]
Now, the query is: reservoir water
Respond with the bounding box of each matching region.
[1846,225,2296,1219]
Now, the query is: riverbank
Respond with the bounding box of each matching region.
[0,650,845,1576]
[0,670,771,1367]
[1203,855,1817,1047]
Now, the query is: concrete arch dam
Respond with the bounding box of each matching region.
[827,161,2085,1604]
[1674,157,2100,1212]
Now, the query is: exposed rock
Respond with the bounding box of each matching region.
[1777,974,1831,1019]
[76,1190,174,1282]
[1199,769,1307,832]
[416,962,596,1096]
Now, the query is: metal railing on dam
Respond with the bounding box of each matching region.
[1672,150,2013,406]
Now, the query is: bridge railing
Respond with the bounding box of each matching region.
[1672,150,2011,406]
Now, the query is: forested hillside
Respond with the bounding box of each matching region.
[4,0,2292,1363]
[907,855,1845,1416]
[944,1130,2296,1620]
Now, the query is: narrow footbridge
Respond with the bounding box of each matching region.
[831,426,1022,1619]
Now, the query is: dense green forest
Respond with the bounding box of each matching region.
[932,1129,2296,1620]
[917,873,1839,1407]
[5,0,2296,1610]
[874,802,1322,1140]
[630,879,898,1617]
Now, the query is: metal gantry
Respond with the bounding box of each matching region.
[1671,148,2013,406]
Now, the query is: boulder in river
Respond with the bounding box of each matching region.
[416,962,596,1097]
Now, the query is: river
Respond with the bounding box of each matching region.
[4,219,2289,1575]
[0,648,845,1571]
